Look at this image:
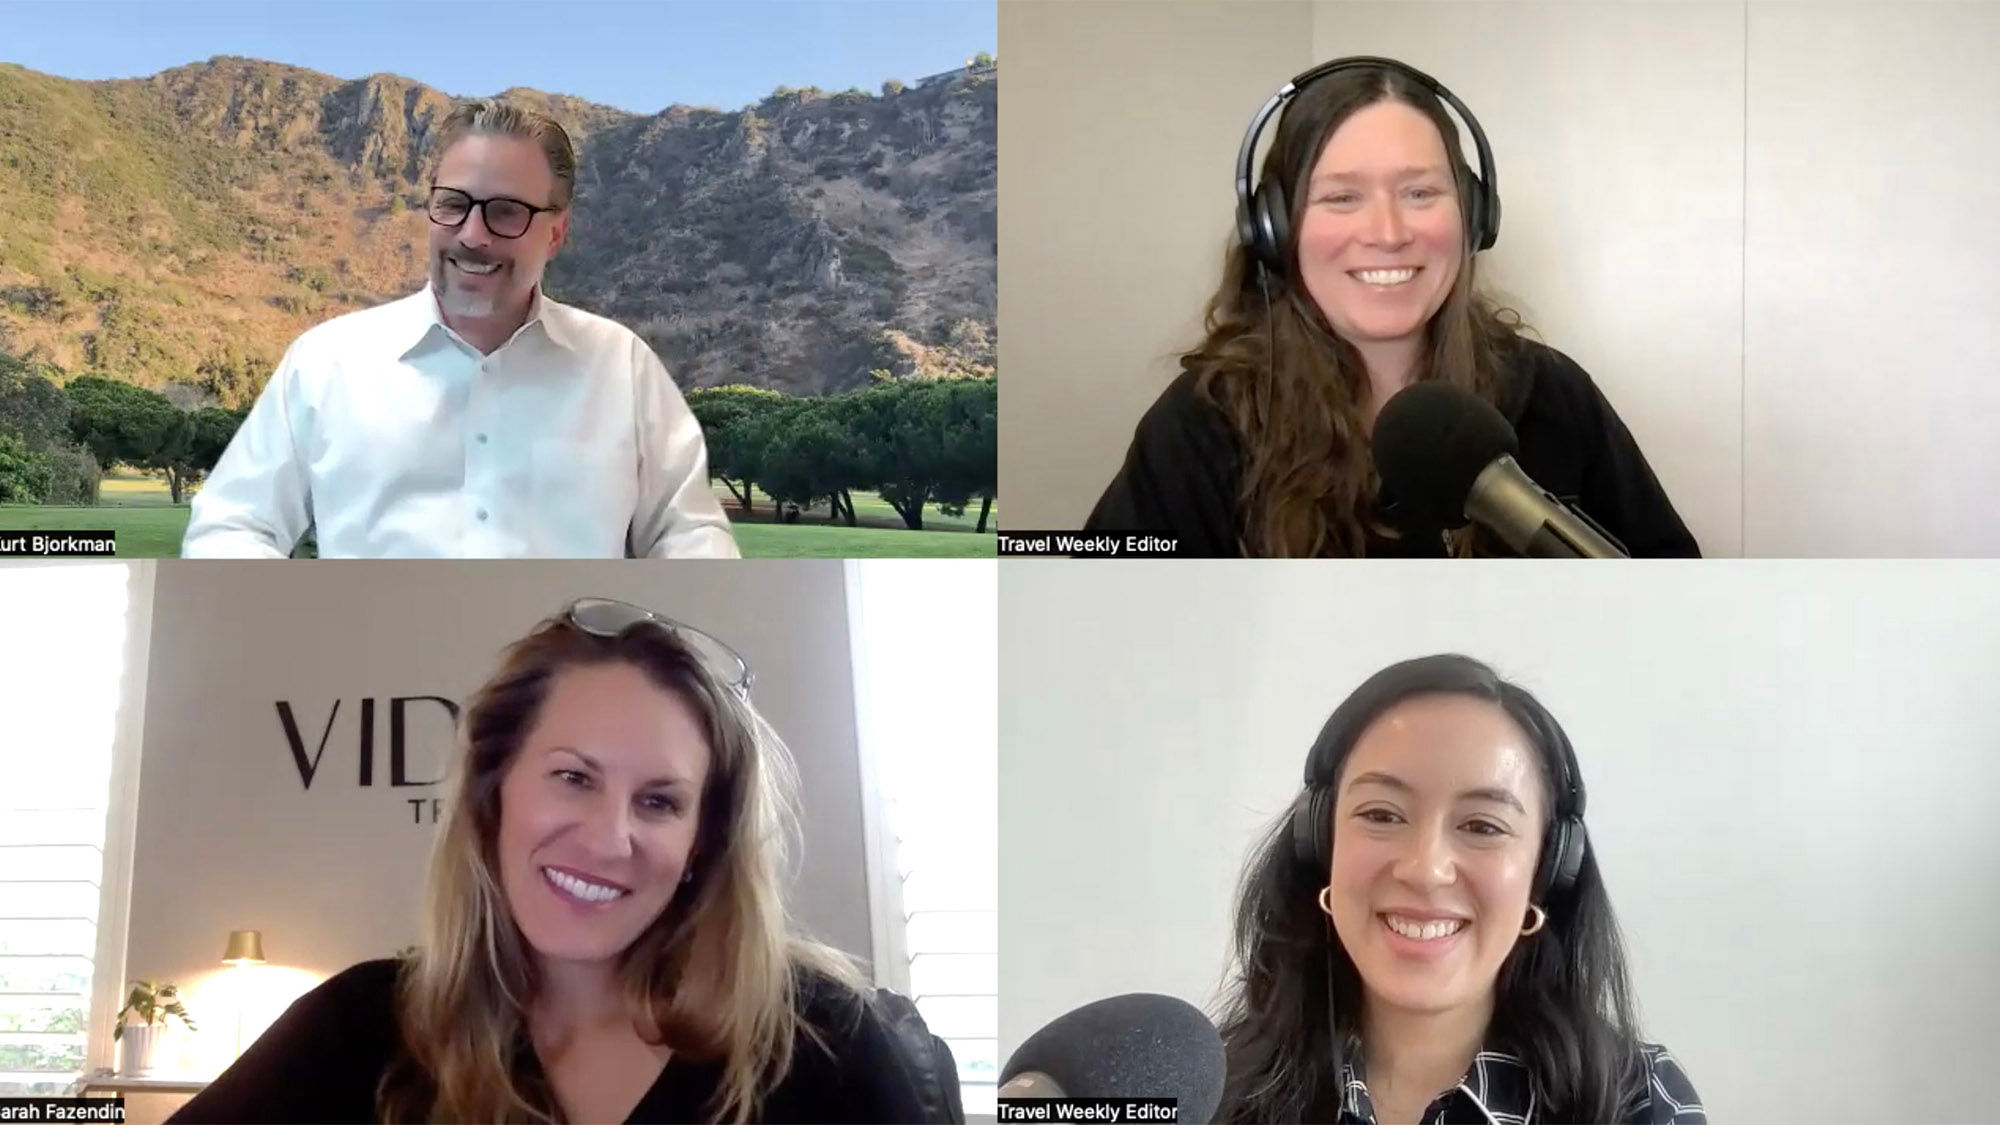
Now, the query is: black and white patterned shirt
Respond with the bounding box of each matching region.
[1335,1041,1707,1124]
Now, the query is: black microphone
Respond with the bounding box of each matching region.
[999,993,1226,1124]
[1372,381,1629,559]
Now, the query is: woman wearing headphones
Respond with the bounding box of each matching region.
[171,599,955,1123]
[1214,655,1704,1123]
[1086,59,1698,558]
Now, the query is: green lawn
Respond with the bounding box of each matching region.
[97,475,180,507]
[710,485,994,534]
[0,501,189,557]
[1,474,995,558]
[729,523,992,558]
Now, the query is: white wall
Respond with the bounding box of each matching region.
[1743,1,2000,555]
[999,0,2000,557]
[997,0,1313,531]
[999,560,2000,1123]
[124,560,877,1076]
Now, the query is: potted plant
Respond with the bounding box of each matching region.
[114,981,196,1076]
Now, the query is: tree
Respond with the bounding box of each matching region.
[39,444,102,506]
[845,378,966,531]
[64,376,228,504]
[66,376,184,475]
[972,51,996,68]
[686,385,792,512]
[190,408,242,471]
[0,431,50,502]
[0,353,71,451]
[882,79,905,97]
[756,401,866,524]
[927,377,997,532]
[164,407,242,503]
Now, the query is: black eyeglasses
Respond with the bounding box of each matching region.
[427,186,561,240]
[563,597,754,697]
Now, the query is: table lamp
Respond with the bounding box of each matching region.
[221,930,265,1057]
[222,931,265,967]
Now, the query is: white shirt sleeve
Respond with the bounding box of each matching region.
[181,345,313,558]
[628,340,740,559]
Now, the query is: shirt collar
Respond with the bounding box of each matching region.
[1338,1038,1538,1124]
[402,282,576,359]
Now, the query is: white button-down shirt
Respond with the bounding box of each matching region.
[182,286,739,558]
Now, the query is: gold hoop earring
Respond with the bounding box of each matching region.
[1520,905,1546,936]
[1316,885,1335,918]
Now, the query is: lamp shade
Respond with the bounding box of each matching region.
[221,930,265,965]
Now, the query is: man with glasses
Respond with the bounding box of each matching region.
[183,100,738,558]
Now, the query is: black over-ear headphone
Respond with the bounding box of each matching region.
[1234,56,1501,275]
[1288,691,1589,907]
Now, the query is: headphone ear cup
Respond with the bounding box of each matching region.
[1555,817,1587,895]
[1535,817,1587,903]
[1455,163,1488,253]
[1477,186,1499,252]
[1464,169,1498,253]
[1252,180,1291,274]
[1291,786,1331,873]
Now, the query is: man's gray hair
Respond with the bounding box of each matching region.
[429,99,577,209]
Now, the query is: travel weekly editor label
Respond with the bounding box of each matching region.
[997,1098,1178,1122]
[996,532,1180,558]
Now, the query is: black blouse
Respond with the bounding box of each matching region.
[1085,339,1700,558]
[1336,1041,1707,1124]
[166,959,941,1124]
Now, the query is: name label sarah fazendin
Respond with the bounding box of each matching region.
[0,1100,126,1123]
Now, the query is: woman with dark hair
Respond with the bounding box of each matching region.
[170,599,958,1124]
[1215,654,1704,1123]
[1087,60,1698,558]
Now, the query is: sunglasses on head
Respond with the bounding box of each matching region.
[562,597,754,698]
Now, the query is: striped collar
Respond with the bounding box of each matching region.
[1338,1044,1538,1125]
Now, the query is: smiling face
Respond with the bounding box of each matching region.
[427,133,568,324]
[1295,100,1464,367]
[1324,693,1546,1020]
[494,661,711,966]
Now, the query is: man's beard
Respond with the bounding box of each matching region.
[431,249,531,319]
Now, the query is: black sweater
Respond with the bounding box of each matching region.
[1085,339,1700,558]
[166,959,938,1124]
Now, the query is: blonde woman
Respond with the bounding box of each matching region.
[171,598,953,1123]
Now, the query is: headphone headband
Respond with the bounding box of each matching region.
[1235,56,1502,267]
[1297,691,1586,818]
[1292,679,1588,906]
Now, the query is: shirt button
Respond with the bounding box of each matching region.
[477,433,488,444]
[476,509,489,521]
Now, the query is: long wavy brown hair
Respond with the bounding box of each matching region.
[377,614,861,1124]
[1194,64,1537,557]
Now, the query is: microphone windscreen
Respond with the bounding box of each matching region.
[1001,993,1226,1122]
[1372,381,1520,530]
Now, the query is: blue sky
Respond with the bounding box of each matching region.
[3,0,996,114]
